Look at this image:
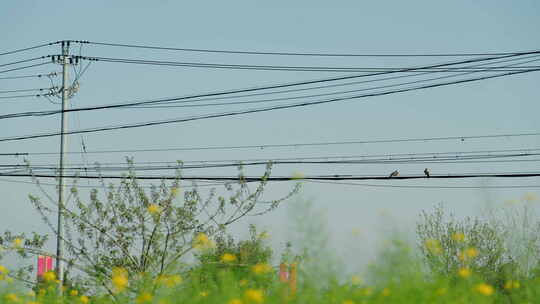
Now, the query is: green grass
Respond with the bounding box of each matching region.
[1,244,538,304]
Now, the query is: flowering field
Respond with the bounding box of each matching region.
[1,237,538,304]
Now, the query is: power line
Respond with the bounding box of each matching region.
[79,40,540,58]
[6,134,540,156]
[0,62,51,74]
[0,41,59,57]
[1,172,540,181]
[0,67,538,143]
[0,87,57,94]
[129,57,540,109]
[0,56,49,68]
[2,52,537,120]
[0,72,59,80]
[78,55,540,73]
[306,180,540,189]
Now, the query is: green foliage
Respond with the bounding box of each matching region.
[193,224,273,283]
[416,203,516,288]
[1,160,299,295]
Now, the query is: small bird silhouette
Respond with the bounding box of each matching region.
[389,170,399,178]
[424,168,430,178]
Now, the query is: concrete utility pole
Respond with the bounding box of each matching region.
[56,40,70,285]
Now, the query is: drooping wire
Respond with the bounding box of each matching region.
[0,41,59,57]
[79,40,540,58]
[1,52,537,120]
[0,67,537,143]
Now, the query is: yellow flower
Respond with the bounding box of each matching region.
[343,300,355,304]
[452,232,465,242]
[523,193,538,202]
[258,231,270,240]
[171,187,179,197]
[79,295,89,304]
[199,291,209,297]
[147,204,162,214]
[27,301,40,304]
[42,271,56,282]
[156,274,182,287]
[251,263,272,275]
[244,289,264,303]
[0,265,8,274]
[381,288,391,297]
[135,292,153,304]
[458,267,471,278]
[291,171,305,180]
[70,289,79,296]
[193,233,215,250]
[504,280,520,290]
[5,293,19,302]
[465,247,479,259]
[229,299,243,304]
[475,283,494,296]
[111,267,128,293]
[221,253,237,263]
[13,238,23,248]
[351,275,362,285]
[424,239,442,255]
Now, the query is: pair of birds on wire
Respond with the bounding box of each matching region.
[388,168,430,178]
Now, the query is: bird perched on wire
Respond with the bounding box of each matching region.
[424,168,430,178]
[389,170,399,178]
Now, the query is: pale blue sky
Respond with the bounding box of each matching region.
[1,1,539,266]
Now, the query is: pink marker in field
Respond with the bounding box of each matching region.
[37,255,54,279]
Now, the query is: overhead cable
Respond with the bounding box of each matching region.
[2,52,537,120]
[78,41,540,58]
[0,67,538,143]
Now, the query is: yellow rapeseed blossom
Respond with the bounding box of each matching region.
[80,295,89,304]
[13,238,23,248]
[170,187,179,197]
[42,271,56,282]
[199,291,209,297]
[27,301,40,304]
[135,292,153,304]
[221,253,237,263]
[5,293,19,302]
[343,300,355,304]
[193,233,215,250]
[475,283,494,296]
[251,263,272,275]
[111,267,128,293]
[258,231,270,240]
[504,280,520,290]
[70,289,79,296]
[147,204,162,214]
[381,288,391,297]
[424,239,442,255]
[452,232,465,242]
[351,275,362,285]
[229,299,243,304]
[523,193,538,202]
[291,171,305,180]
[458,267,471,278]
[156,274,182,287]
[0,265,8,274]
[465,247,479,259]
[244,289,264,303]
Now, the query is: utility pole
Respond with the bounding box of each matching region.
[56,40,70,285]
